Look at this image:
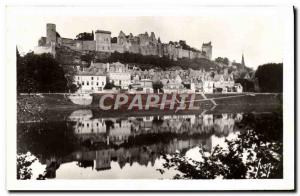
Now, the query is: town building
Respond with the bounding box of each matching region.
[74,67,107,93]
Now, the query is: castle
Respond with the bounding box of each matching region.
[34,23,212,61]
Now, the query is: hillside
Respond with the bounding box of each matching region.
[56,46,219,70]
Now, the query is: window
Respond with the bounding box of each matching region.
[78,77,80,80]
[87,81,89,86]
[91,81,93,85]
[96,82,99,86]
[82,81,84,85]
[91,77,93,80]
[102,82,104,85]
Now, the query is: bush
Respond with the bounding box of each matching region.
[17,51,76,93]
[255,63,283,93]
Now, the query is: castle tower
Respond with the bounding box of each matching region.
[150,32,157,44]
[202,41,212,60]
[46,23,56,45]
[95,30,111,52]
[117,31,126,45]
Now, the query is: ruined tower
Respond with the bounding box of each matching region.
[202,41,212,60]
[95,30,111,52]
[46,23,57,45]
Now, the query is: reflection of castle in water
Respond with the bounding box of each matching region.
[33,111,244,178]
[69,110,243,145]
[64,110,243,172]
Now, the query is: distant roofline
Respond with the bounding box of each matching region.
[95,30,111,34]
[76,72,107,76]
[202,41,212,46]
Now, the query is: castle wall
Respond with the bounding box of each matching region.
[38,23,212,61]
[181,49,190,58]
[111,43,125,53]
[128,45,140,54]
[60,38,77,50]
[58,38,96,52]
[80,40,96,51]
[38,37,47,46]
[34,42,56,57]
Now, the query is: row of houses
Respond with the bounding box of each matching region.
[74,62,243,94]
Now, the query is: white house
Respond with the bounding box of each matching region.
[74,74,107,93]
[234,83,243,93]
[108,72,131,89]
[129,79,154,93]
[203,80,214,93]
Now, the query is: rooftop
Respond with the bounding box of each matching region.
[95,30,111,34]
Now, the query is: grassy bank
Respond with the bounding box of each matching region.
[17,94,78,122]
[17,93,282,123]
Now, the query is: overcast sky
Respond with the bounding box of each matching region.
[11,10,284,69]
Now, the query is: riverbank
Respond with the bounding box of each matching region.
[17,93,282,123]
[17,94,78,122]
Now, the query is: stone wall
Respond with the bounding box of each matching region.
[79,40,96,51]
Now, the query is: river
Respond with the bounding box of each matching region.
[17,108,283,180]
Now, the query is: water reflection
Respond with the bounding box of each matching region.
[17,110,282,180]
[69,110,243,147]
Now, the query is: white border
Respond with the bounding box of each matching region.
[5,4,295,191]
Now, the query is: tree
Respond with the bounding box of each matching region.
[75,32,94,41]
[17,52,75,93]
[159,113,283,179]
[63,66,80,93]
[104,82,116,90]
[255,63,283,93]
[80,53,94,64]
[152,81,163,93]
[111,37,118,43]
[100,51,218,71]
[17,153,37,180]
[215,57,229,65]
[235,78,255,92]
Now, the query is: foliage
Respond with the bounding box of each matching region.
[17,153,37,180]
[159,113,283,179]
[255,63,283,93]
[232,61,242,68]
[178,40,199,52]
[100,52,218,71]
[104,82,116,90]
[80,53,94,64]
[63,66,80,92]
[17,51,76,93]
[111,37,118,43]
[152,81,164,93]
[235,78,255,92]
[75,31,94,41]
[215,57,229,65]
[160,130,282,179]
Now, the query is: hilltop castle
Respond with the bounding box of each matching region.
[34,23,212,61]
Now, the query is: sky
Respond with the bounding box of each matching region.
[10,9,285,69]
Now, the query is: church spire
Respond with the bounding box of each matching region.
[241,53,245,69]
